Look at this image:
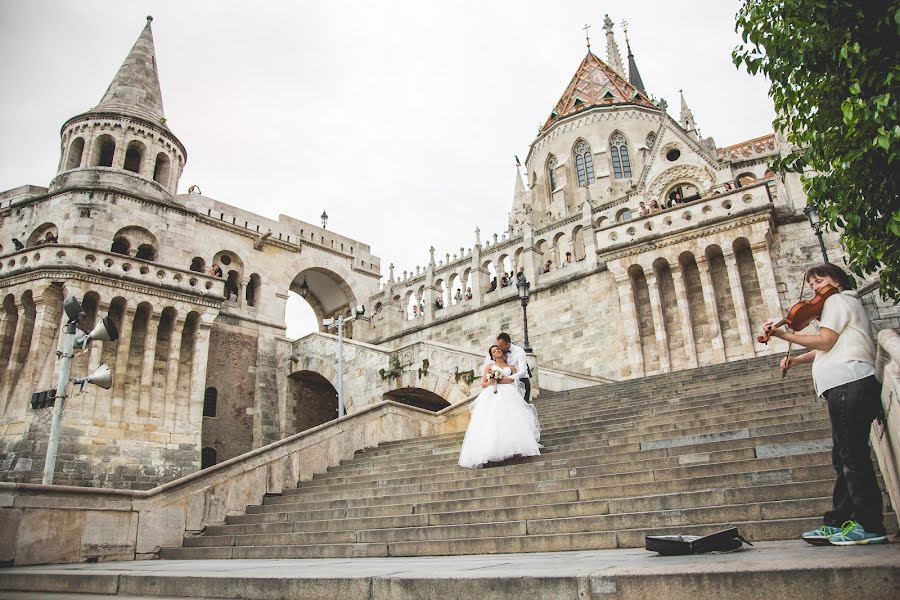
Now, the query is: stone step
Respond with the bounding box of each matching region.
[312,426,833,485]
[209,479,837,537]
[256,454,832,510]
[6,540,899,600]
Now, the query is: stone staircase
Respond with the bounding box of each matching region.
[160,355,894,560]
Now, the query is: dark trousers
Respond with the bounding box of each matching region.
[822,375,885,534]
[522,378,531,403]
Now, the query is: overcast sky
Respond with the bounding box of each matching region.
[0,1,775,337]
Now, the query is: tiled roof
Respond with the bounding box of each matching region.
[716,134,776,161]
[543,51,656,132]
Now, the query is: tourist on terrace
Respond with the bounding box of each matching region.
[650,200,662,212]
[454,288,463,303]
[465,287,472,300]
[543,260,552,273]
[638,201,650,217]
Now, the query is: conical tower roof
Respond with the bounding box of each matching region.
[542,51,656,132]
[92,16,166,125]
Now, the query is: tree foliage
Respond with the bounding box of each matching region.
[734,0,899,300]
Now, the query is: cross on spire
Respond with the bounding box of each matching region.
[582,23,591,51]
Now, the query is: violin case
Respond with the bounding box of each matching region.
[645,527,753,555]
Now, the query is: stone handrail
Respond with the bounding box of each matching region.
[0,396,476,566]
[873,328,900,529]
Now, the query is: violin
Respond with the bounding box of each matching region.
[758,283,839,377]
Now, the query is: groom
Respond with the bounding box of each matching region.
[482,332,531,403]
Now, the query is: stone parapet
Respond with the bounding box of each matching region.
[0,397,476,566]
[874,328,900,527]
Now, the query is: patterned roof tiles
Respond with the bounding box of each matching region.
[716,134,776,161]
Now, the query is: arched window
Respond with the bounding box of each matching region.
[246,273,261,307]
[574,141,595,187]
[123,141,145,173]
[189,257,206,273]
[110,237,130,256]
[201,447,217,469]
[609,134,632,179]
[91,134,116,168]
[66,137,85,170]
[547,155,558,192]
[616,208,633,222]
[153,153,171,186]
[203,387,217,417]
[135,243,156,261]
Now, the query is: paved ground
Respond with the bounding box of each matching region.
[2,540,899,599]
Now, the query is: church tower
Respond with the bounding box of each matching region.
[50,17,186,201]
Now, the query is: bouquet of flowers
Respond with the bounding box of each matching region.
[489,366,504,393]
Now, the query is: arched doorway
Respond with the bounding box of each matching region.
[289,370,339,433]
[384,388,451,412]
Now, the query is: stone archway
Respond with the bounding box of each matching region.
[384,388,451,412]
[289,370,339,433]
[288,267,360,336]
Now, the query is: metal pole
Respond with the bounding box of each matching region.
[816,231,829,263]
[337,316,345,418]
[43,321,76,484]
[521,302,532,353]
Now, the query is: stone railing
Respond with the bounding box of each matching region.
[0,397,476,566]
[539,365,611,391]
[873,328,900,528]
[0,244,225,301]
[597,181,772,250]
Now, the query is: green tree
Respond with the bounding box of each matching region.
[734,0,899,300]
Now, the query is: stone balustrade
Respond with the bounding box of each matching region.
[0,244,225,300]
[598,182,772,249]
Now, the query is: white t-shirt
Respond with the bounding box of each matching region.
[811,291,876,397]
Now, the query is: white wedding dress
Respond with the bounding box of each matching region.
[458,365,541,469]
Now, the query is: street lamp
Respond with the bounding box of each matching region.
[39,295,119,484]
[516,276,533,353]
[298,277,310,299]
[321,211,328,229]
[323,305,366,418]
[803,203,829,263]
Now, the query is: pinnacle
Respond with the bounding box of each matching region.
[93,17,166,125]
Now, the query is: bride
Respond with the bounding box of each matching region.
[458,345,541,469]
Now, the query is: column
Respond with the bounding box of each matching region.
[723,248,756,357]
[645,271,671,373]
[0,303,29,415]
[138,312,160,418]
[750,241,784,324]
[696,256,726,363]
[111,308,134,420]
[670,264,699,368]
[187,315,215,427]
[163,317,185,429]
[614,273,644,378]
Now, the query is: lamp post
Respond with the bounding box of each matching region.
[323,306,366,418]
[803,204,829,263]
[321,211,328,229]
[41,296,118,484]
[516,276,533,353]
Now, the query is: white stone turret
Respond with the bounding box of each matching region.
[50,16,186,201]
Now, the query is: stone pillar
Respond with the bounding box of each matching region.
[111,308,135,420]
[163,317,185,429]
[138,312,160,418]
[9,292,60,418]
[614,273,644,378]
[188,314,215,427]
[723,248,756,357]
[645,271,671,373]
[696,256,726,363]
[670,264,699,368]
[750,240,784,323]
[0,302,30,415]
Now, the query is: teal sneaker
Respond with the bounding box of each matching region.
[801,524,843,545]
[828,520,888,546]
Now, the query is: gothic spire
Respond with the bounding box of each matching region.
[93,16,167,126]
[679,90,697,133]
[602,14,625,78]
[624,34,646,95]
[509,163,528,235]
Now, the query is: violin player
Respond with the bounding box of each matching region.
[762,263,886,546]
